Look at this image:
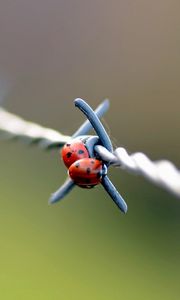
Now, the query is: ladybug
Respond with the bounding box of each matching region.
[61,140,89,168]
[68,158,107,188]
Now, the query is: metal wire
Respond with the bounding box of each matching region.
[0,106,180,198]
[0,100,110,149]
[95,145,180,198]
[0,107,70,148]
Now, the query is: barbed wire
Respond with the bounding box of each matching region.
[0,105,180,199]
[95,145,180,198]
[0,107,70,148]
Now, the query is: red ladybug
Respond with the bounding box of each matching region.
[61,140,89,168]
[68,158,106,188]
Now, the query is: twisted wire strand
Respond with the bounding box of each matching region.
[0,107,180,198]
[0,107,70,148]
[95,145,180,198]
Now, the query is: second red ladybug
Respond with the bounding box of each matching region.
[68,158,107,188]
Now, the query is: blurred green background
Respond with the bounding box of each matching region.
[0,1,180,299]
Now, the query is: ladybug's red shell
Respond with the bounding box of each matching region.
[68,158,103,188]
[61,140,89,168]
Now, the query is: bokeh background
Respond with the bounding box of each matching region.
[0,1,180,299]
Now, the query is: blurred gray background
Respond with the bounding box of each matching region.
[0,1,180,299]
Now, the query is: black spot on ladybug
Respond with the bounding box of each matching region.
[66,152,72,158]
[75,163,80,168]
[66,143,71,147]
[78,149,84,155]
[91,160,95,164]
[86,167,91,174]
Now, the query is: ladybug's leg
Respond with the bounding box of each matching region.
[101,176,128,213]
[74,98,113,153]
[72,99,109,138]
[49,178,74,204]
